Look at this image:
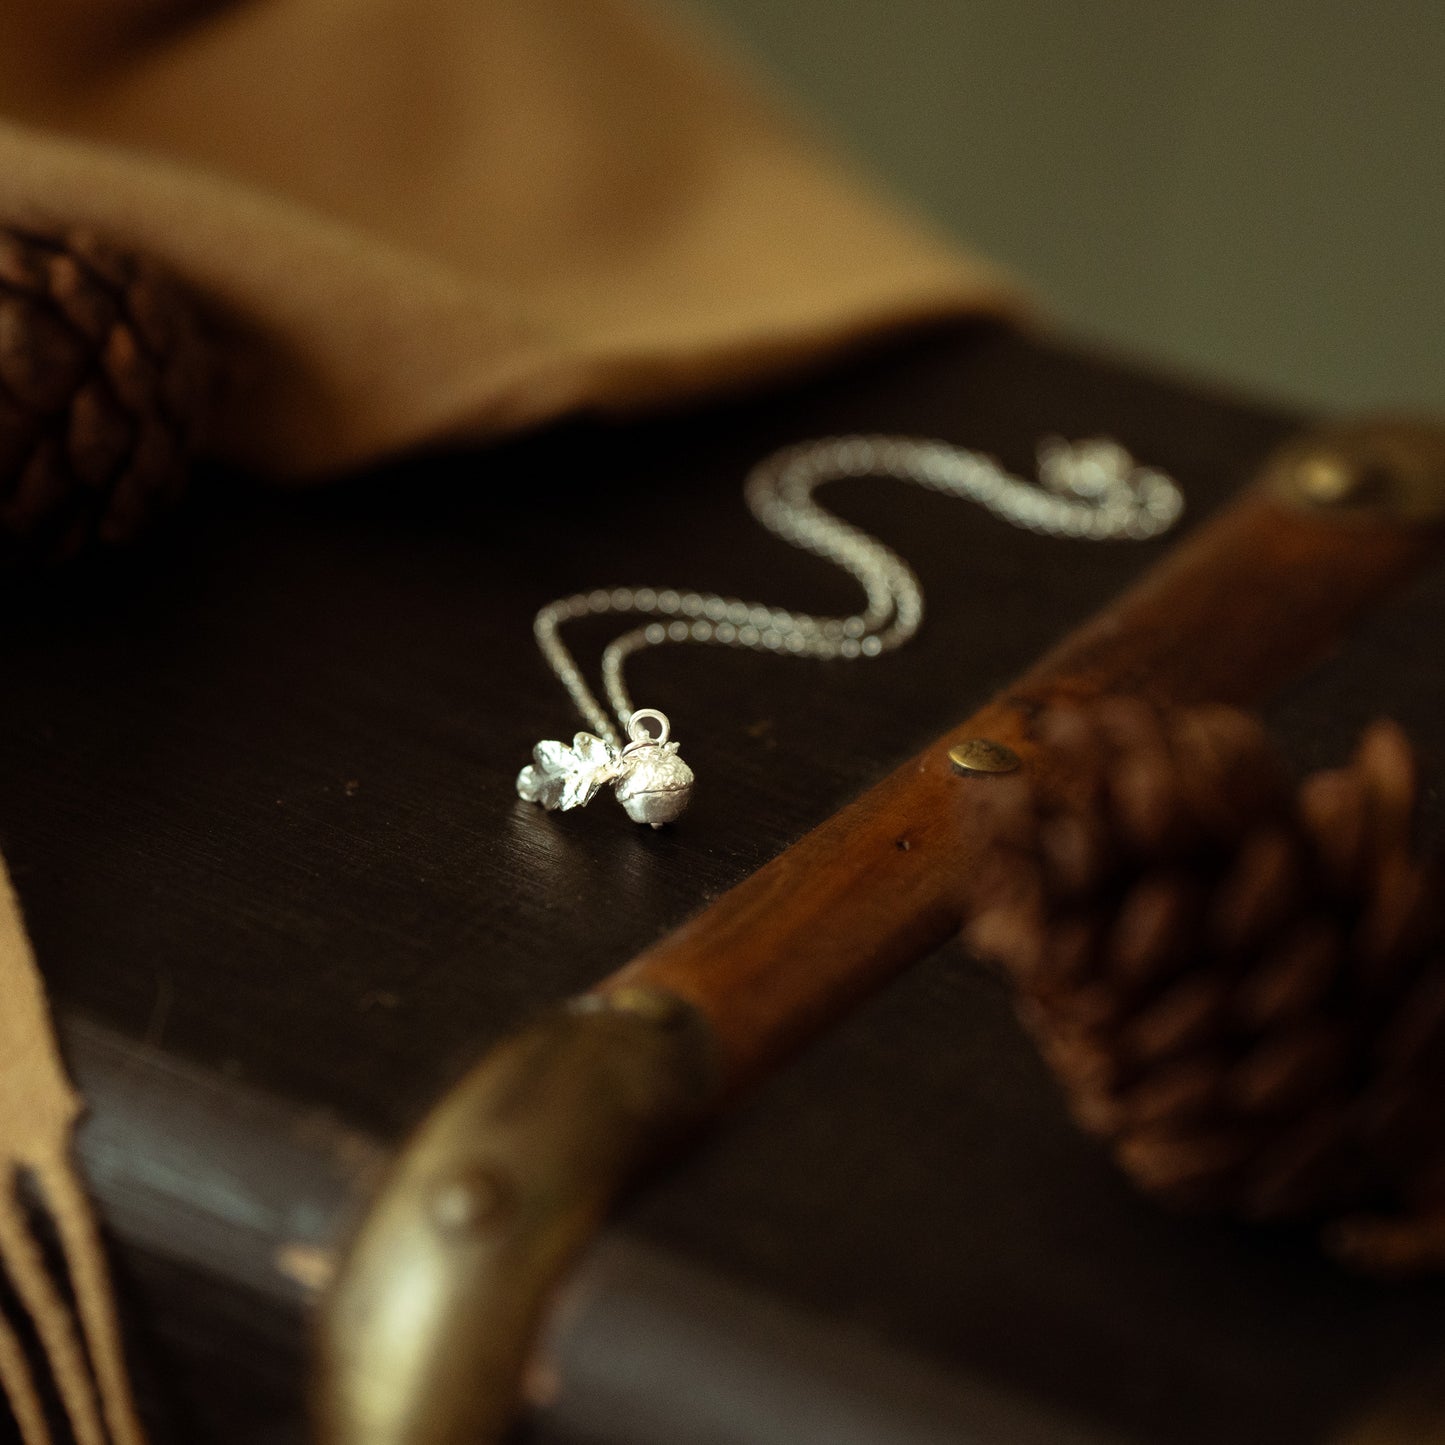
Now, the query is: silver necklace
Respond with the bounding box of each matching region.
[516,434,1183,826]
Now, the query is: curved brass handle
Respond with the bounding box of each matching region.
[313,989,720,1445]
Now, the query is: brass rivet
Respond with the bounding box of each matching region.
[430,1165,511,1235]
[1295,452,1354,504]
[948,738,1021,775]
[601,986,692,1029]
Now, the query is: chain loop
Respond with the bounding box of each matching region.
[532,435,1183,747]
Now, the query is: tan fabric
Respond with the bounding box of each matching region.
[0,0,1021,478]
[0,855,144,1445]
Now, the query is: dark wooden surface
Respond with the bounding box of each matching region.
[1,325,1443,1443]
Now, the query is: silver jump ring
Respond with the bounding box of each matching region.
[624,708,671,751]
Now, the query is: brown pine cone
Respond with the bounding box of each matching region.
[0,225,217,559]
[965,695,1445,1272]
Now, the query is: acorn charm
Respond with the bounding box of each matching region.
[517,708,693,827]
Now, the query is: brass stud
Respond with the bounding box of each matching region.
[948,738,1021,775]
[598,986,693,1028]
[1294,452,1354,505]
[1260,419,1445,522]
[430,1165,512,1235]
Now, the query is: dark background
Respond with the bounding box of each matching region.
[690,0,1445,416]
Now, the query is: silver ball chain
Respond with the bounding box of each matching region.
[532,433,1183,750]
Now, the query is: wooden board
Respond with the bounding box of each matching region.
[1,325,1442,1443]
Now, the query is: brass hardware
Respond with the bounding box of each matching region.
[599,985,694,1027]
[949,738,1021,774]
[428,1164,512,1234]
[314,989,720,1445]
[1262,417,1445,522]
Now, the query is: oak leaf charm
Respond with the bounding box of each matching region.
[516,732,623,812]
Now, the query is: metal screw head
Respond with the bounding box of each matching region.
[600,986,693,1029]
[1295,452,1354,504]
[948,738,1021,775]
[430,1165,512,1235]
[1261,419,1445,522]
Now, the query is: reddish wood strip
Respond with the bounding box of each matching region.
[600,489,1437,1088]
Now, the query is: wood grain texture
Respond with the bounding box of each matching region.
[0,326,1442,1444]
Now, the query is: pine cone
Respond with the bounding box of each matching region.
[966,695,1445,1271]
[0,226,216,559]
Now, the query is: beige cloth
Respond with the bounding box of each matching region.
[0,855,145,1445]
[0,5,1022,1441]
[0,0,1022,479]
